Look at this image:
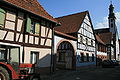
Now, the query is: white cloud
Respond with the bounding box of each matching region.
[115,12,120,23]
[95,16,108,29]
[95,12,120,29]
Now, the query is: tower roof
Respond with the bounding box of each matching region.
[109,3,115,19]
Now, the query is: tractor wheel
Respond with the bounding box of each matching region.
[0,66,10,80]
[30,75,41,80]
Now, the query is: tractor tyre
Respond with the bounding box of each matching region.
[30,75,41,80]
[0,66,10,80]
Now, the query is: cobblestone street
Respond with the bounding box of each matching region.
[41,66,120,80]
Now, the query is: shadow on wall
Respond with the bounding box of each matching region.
[34,53,55,75]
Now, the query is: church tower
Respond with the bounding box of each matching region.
[108,3,117,34]
[108,2,119,60]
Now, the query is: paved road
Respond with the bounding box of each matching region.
[41,66,120,80]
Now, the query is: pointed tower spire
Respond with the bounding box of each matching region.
[108,1,115,19]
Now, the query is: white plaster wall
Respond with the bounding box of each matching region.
[24,47,51,67]
[0,30,7,40]
[5,11,16,30]
[17,19,23,32]
[5,32,14,41]
[97,51,107,56]
[116,39,119,60]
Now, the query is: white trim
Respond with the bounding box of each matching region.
[0,42,21,47]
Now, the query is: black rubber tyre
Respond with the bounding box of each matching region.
[30,75,41,80]
[0,66,10,80]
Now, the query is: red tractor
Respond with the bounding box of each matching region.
[0,45,40,80]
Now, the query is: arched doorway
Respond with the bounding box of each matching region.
[56,41,75,69]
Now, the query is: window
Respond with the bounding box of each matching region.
[30,21,40,34]
[91,40,93,46]
[86,38,88,45]
[81,53,84,62]
[26,16,40,34]
[111,23,113,27]
[80,36,83,43]
[0,48,6,60]
[86,53,89,62]
[0,8,5,27]
[92,54,94,62]
[35,23,40,34]
[26,16,31,32]
[41,20,46,26]
[111,19,113,22]
[30,52,39,64]
[59,53,65,62]
[30,21,35,33]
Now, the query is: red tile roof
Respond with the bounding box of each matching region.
[95,34,105,45]
[98,32,113,44]
[2,0,58,24]
[55,11,87,33]
[55,31,77,40]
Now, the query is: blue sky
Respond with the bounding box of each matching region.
[39,0,120,38]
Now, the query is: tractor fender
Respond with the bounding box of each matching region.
[0,62,19,79]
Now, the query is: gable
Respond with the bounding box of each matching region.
[78,14,95,40]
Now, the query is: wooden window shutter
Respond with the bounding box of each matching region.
[35,23,40,34]
[26,16,31,32]
[0,8,5,27]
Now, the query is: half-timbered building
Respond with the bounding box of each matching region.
[0,0,59,74]
[95,34,107,65]
[54,11,96,69]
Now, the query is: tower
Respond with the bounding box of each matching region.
[108,3,116,34]
[108,3,119,60]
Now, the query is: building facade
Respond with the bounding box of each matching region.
[95,34,107,65]
[54,11,96,69]
[0,0,59,74]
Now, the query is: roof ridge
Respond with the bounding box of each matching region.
[55,11,88,19]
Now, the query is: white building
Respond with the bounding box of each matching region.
[54,11,96,69]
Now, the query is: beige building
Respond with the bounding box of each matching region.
[0,0,59,74]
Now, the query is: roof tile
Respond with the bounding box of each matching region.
[2,0,58,23]
[55,11,87,33]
